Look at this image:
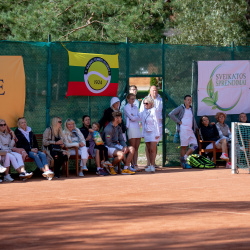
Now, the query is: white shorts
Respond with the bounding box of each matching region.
[127,127,141,139]
[107,144,123,157]
[206,138,222,149]
[180,128,197,147]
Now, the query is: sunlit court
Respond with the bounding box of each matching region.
[1,167,250,249]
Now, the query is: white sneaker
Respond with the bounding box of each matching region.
[0,165,7,173]
[226,162,232,169]
[0,179,2,183]
[42,170,54,179]
[19,172,33,179]
[220,153,229,160]
[129,166,136,171]
[145,166,151,172]
[4,174,14,182]
[79,172,84,177]
[81,166,88,171]
[150,165,155,173]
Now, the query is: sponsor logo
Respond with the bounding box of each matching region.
[202,64,242,111]
[84,57,111,94]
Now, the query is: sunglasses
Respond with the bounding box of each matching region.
[144,102,149,105]
[58,121,62,123]
[0,124,6,127]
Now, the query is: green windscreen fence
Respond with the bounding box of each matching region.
[0,40,249,166]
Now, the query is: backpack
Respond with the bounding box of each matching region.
[187,154,216,169]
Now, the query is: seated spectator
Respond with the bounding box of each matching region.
[43,117,69,178]
[79,115,102,174]
[215,112,231,168]
[89,122,112,176]
[199,116,229,164]
[102,111,135,175]
[124,93,141,171]
[15,117,54,180]
[141,96,160,173]
[99,97,126,139]
[63,118,89,177]
[0,119,33,181]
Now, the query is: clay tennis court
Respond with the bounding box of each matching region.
[1,167,250,249]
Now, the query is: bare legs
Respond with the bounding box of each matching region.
[129,138,141,166]
[146,142,157,166]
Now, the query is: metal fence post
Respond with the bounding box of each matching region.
[125,37,130,95]
[46,34,52,128]
[162,38,166,167]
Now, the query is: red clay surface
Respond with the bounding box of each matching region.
[1,167,250,250]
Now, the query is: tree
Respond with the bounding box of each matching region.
[165,0,249,46]
[0,0,170,43]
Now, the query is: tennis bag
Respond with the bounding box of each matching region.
[187,154,215,169]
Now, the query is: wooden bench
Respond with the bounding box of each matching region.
[197,129,222,165]
[24,134,68,176]
[66,146,121,176]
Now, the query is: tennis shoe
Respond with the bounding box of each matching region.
[79,172,84,177]
[4,174,14,182]
[184,163,192,169]
[0,179,2,183]
[19,172,33,179]
[129,165,136,172]
[150,165,155,173]
[81,166,88,171]
[145,166,151,172]
[109,167,117,175]
[96,169,109,176]
[180,157,186,168]
[122,169,135,175]
[0,165,7,173]
[220,153,229,160]
[226,162,231,169]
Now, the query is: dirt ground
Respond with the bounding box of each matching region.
[1,166,250,250]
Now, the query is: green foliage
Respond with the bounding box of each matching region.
[150,76,158,87]
[166,0,249,46]
[0,0,170,42]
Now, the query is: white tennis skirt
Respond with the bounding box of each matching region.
[127,127,142,139]
[144,131,160,143]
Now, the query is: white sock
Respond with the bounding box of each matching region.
[124,166,128,170]
[184,154,188,160]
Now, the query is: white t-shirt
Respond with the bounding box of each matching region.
[180,108,193,130]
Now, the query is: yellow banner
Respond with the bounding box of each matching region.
[0,56,25,127]
[68,51,119,68]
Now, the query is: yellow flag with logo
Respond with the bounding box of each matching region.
[0,56,25,127]
[66,51,119,97]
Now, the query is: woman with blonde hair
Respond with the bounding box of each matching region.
[43,117,68,178]
[15,117,54,180]
[0,119,33,181]
[140,96,160,173]
[63,118,89,177]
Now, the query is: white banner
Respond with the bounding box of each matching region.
[197,60,250,116]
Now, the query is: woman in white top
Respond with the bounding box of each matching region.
[0,119,33,182]
[140,96,160,173]
[63,118,89,177]
[124,93,141,170]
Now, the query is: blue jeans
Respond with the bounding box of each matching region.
[28,151,48,170]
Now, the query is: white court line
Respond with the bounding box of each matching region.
[170,206,250,215]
